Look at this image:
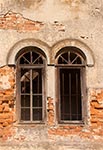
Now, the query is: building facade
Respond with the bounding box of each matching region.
[0,0,103,149]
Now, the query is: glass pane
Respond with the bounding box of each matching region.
[32,52,43,64]
[21,108,30,121]
[76,57,82,64]
[61,96,70,120]
[70,52,77,64]
[33,95,42,107]
[21,95,30,107]
[32,69,42,93]
[21,69,30,93]
[33,109,42,121]
[58,52,68,64]
[58,51,83,64]
[20,52,30,64]
[60,69,82,121]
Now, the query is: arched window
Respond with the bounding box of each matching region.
[16,46,46,123]
[56,46,86,123]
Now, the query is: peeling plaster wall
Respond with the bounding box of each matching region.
[0,0,103,147]
[0,0,101,22]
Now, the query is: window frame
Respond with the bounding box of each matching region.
[16,48,46,124]
[55,47,86,124]
[57,66,85,124]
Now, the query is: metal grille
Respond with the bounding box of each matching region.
[17,49,45,123]
[60,68,82,121]
[56,48,85,123]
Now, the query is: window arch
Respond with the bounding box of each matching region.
[56,46,86,123]
[55,46,86,65]
[16,46,46,123]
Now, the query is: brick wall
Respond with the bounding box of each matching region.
[0,66,103,141]
[0,9,103,143]
[90,89,103,136]
[0,11,44,32]
[0,66,15,140]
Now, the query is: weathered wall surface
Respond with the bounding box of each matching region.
[0,0,103,88]
[0,0,103,149]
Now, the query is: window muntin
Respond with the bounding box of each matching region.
[16,47,46,123]
[56,46,86,66]
[20,51,43,65]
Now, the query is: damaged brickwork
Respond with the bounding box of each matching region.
[0,0,103,149]
[0,65,103,150]
[0,66,15,140]
[90,89,103,136]
[0,11,44,32]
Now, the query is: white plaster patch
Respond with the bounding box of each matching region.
[0,75,11,89]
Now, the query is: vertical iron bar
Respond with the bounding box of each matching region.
[30,69,32,122]
[20,67,22,121]
[76,71,78,120]
[37,70,40,120]
[69,72,71,120]
[30,51,32,64]
[42,68,43,121]
[68,51,71,64]
[62,72,64,120]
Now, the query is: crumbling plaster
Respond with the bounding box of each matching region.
[0,0,102,90]
[0,0,103,147]
[0,0,102,22]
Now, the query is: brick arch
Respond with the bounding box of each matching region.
[7,39,51,65]
[51,39,95,67]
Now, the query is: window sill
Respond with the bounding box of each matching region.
[58,120,84,126]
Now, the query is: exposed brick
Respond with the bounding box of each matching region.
[47,97,55,125]
[0,66,15,140]
[0,11,44,32]
[90,89,103,134]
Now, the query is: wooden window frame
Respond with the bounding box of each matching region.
[56,65,85,124]
[55,47,86,124]
[16,48,46,124]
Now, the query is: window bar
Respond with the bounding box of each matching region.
[30,69,33,122]
[62,72,65,120]
[68,51,71,64]
[33,55,41,64]
[76,72,79,120]
[71,55,79,64]
[69,72,72,120]
[41,69,43,121]
[30,51,32,64]
[60,56,68,64]
[20,68,22,121]
[22,56,30,64]
[37,70,40,120]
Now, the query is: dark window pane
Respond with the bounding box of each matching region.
[33,109,42,121]
[76,57,82,64]
[61,96,70,120]
[58,51,83,64]
[32,69,42,94]
[32,52,43,64]
[21,95,30,107]
[21,108,30,121]
[21,69,30,93]
[70,52,76,63]
[17,48,45,123]
[20,52,30,64]
[60,69,82,121]
[20,50,43,64]
[33,95,42,107]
